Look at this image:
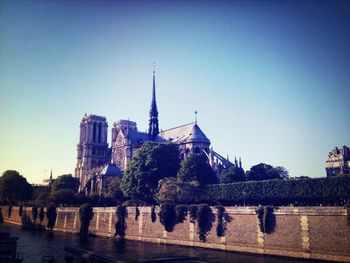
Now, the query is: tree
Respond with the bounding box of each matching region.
[51,174,79,193]
[121,142,181,203]
[156,177,205,204]
[219,166,246,183]
[177,153,217,185]
[105,176,124,200]
[46,203,57,230]
[49,189,78,205]
[0,170,33,205]
[79,203,94,238]
[246,163,288,181]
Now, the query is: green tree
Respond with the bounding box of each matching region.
[121,142,181,203]
[79,203,94,238]
[219,166,245,183]
[105,176,124,200]
[46,203,57,230]
[51,174,79,193]
[0,170,33,205]
[246,163,288,181]
[177,153,217,185]
[49,189,78,206]
[156,177,205,204]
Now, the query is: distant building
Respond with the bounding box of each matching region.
[325,145,350,177]
[75,70,241,195]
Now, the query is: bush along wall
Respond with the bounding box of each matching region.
[39,207,45,224]
[32,206,38,223]
[151,206,157,223]
[175,205,188,224]
[196,204,214,242]
[159,203,177,232]
[206,176,350,206]
[79,203,94,238]
[215,205,231,237]
[256,205,276,234]
[7,206,12,218]
[135,207,140,221]
[115,205,128,238]
[46,203,57,230]
[189,205,198,223]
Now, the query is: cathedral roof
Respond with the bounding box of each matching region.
[100,163,122,177]
[159,122,210,144]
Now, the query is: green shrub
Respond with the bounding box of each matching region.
[79,203,94,238]
[32,206,38,223]
[7,206,12,218]
[159,203,177,232]
[19,205,23,216]
[0,208,3,223]
[256,205,275,234]
[196,204,214,242]
[39,207,45,224]
[135,207,140,220]
[21,212,34,229]
[151,206,157,222]
[46,203,57,230]
[189,205,198,223]
[115,205,128,238]
[205,176,350,206]
[175,205,188,224]
[216,205,227,237]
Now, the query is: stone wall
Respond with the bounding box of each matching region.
[1,206,349,262]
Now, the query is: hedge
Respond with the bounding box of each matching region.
[204,176,350,206]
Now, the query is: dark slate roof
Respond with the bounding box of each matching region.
[159,122,210,144]
[100,163,122,177]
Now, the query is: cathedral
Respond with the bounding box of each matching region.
[75,70,239,195]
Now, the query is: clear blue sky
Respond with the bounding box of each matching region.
[1,0,349,183]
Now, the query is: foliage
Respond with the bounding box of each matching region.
[156,177,206,204]
[159,202,177,232]
[32,206,38,222]
[246,163,288,181]
[46,203,57,230]
[39,207,45,223]
[21,212,34,229]
[122,199,147,207]
[8,206,12,218]
[177,153,217,186]
[115,205,128,238]
[79,203,94,238]
[105,176,125,200]
[196,204,214,242]
[121,142,181,203]
[151,206,157,222]
[204,176,350,206]
[135,207,140,220]
[34,192,50,207]
[219,167,245,183]
[0,208,3,223]
[256,206,276,234]
[49,189,78,205]
[216,206,225,237]
[189,205,198,223]
[51,174,79,193]
[175,205,188,224]
[19,205,23,216]
[0,170,33,205]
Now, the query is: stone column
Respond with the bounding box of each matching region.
[300,215,310,257]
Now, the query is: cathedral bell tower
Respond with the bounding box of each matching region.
[148,69,159,141]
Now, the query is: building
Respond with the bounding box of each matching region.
[325,145,350,177]
[75,70,239,195]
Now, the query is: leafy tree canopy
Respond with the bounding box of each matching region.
[177,153,217,185]
[121,142,181,203]
[219,166,246,183]
[105,176,124,200]
[0,170,33,204]
[246,163,289,181]
[156,177,205,204]
[51,174,79,193]
[49,189,78,205]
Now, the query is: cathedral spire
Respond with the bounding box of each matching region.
[148,66,159,141]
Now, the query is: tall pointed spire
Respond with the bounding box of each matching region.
[148,64,159,141]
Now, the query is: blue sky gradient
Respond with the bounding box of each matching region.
[1,0,349,183]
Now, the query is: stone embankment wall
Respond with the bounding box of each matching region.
[1,206,349,262]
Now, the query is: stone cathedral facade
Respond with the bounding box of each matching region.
[75,71,238,195]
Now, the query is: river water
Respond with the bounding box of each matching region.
[0,223,320,263]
